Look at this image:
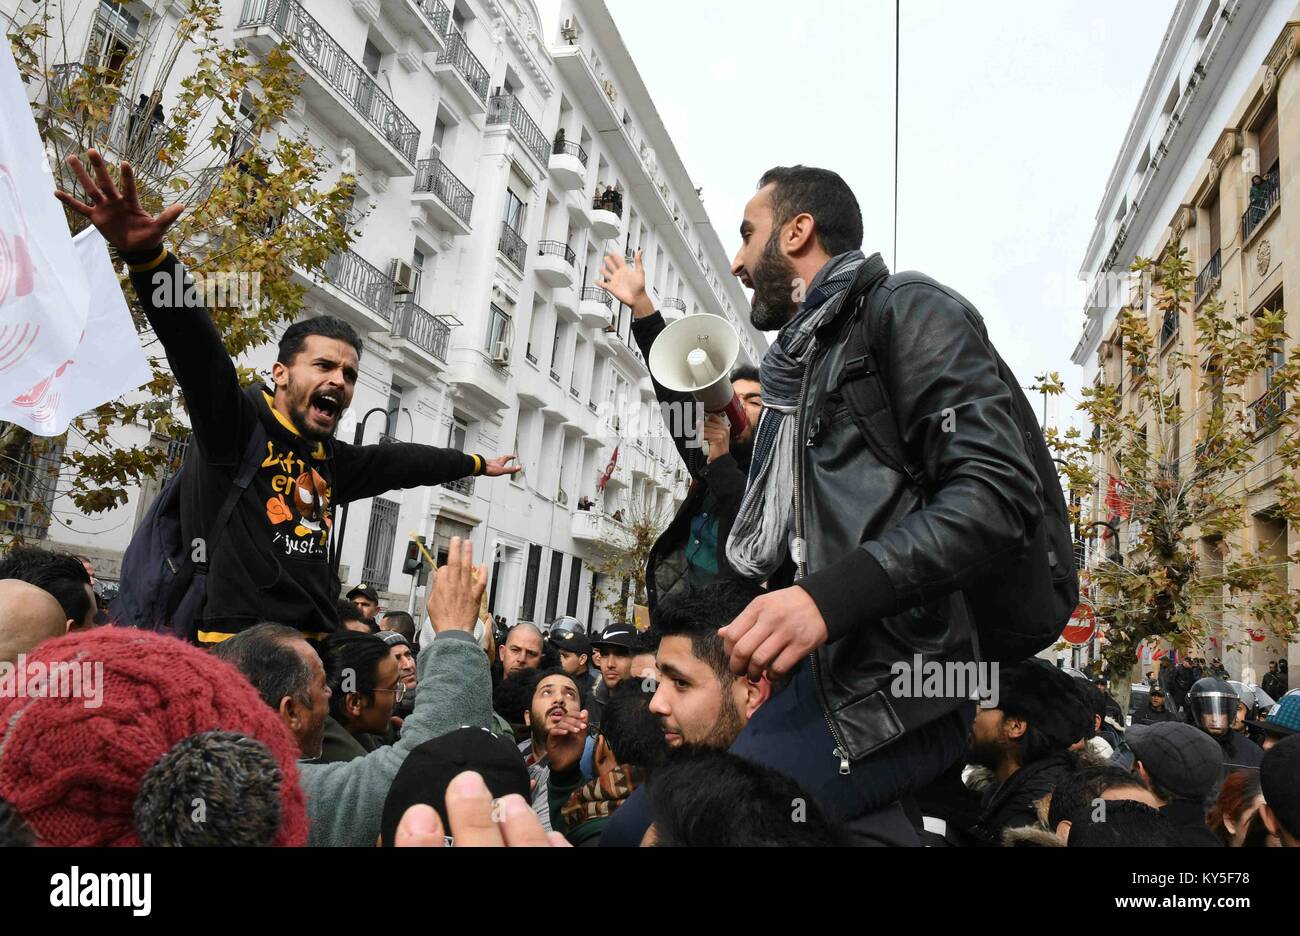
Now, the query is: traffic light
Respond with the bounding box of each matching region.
[402,538,424,575]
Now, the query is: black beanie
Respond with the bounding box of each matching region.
[1260,734,1300,840]
[997,659,1091,751]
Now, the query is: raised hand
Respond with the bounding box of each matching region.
[596,250,654,318]
[482,454,520,477]
[544,708,590,774]
[427,537,487,635]
[54,150,183,252]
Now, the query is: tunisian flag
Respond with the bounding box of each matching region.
[597,445,620,492]
[1104,475,1132,519]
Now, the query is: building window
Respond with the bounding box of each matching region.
[566,556,583,616]
[519,543,542,622]
[361,497,400,590]
[544,550,563,623]
[502,188,527,234]
[486,303,511,353]
[363,39,382,77]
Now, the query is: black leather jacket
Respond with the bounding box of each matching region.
[786,254,1042,765]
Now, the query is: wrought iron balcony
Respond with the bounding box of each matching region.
[442,476,475,497]
[322,246,394,321]
[661,297,687,313]
[582,286,613,309]
[1242,164,1281,242]
[436,30,490,105]
[1195,249,1221,305]
[47,64,168,177]
[537,240,576,266]
[1251,384,1286,435]
[391,297,450,361]
[413,157,474,227]
[238,0,420,166]
[487,93,549,166]
[552,136,588,166]
[499,222,527,270]
[412,0,450,37]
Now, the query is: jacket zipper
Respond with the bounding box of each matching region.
[794,337,852,776]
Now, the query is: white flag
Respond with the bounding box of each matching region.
[0,39,90,400]
[0,226,150,435]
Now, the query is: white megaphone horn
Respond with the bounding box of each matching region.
[648,314,750,456]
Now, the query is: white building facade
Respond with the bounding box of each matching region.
[2,0,766,634]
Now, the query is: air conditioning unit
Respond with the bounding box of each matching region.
[491,341,512,366]
[560,17,578,40]
[390,258,418,295]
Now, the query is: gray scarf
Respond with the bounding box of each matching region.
[726,250,871,579]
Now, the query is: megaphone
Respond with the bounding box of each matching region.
[648,314,750,456]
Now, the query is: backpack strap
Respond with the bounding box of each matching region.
[839,272,927,490]
[197,420,268,572]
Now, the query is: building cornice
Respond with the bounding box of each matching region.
[485,0,555,98]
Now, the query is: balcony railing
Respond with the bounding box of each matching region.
[1251,384,1286,435]
[587,401,598,414]
[582,286,613,309]
[442,476,475,497]
[436,30,490,104]
[391,297,450,361]
[537,240,576,266]
[322,246,394,320]
[549,368,560,382]
[1242,164,1281,242]
[1160,308,1178,348]
[48,64,168,177]
[569,386,581,400]
[1195,249,1221,305]
[661,297,687,313]
[413,157,474,226]
[413,0,450,37]
[499,222,527,270]
[552,136,588,166]
[238,0,420,165]
[487,94,549,166]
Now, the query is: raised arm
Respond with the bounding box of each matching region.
[56,150,251,465]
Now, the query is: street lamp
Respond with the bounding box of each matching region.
[330,406,399,579]
[1087,519,1123,567]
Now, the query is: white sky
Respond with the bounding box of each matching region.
[604,0,1178,429]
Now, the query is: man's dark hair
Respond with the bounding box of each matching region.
[1047,763,1148,832]
[730,363,760,385]
[213,623,314,712]
[322,632,390,720]
[651,581,766,685]
[0,795,34,847]
[1066,799,1177,847]
[527,666,578,703]
[493,666,546,727]
[381,611,416,642]
[601,682,666,770]
[646,747,845,846]
[278,316,362,365]
[336,598,374,631]
[133,731,282,846]
[757,165,863,257]
[0,546,92,627]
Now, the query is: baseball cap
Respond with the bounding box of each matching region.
[1246,692,1300,738]
[346,584,379,603]
[552,629,592,656]
[591,625,638,652]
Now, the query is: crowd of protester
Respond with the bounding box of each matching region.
[0,149,1294,848]
[0,545,1297,849]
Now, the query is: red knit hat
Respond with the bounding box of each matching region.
[0,627,307,846]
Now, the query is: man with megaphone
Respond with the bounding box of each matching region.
[595,251,763,611]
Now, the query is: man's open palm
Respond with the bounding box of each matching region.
[596,250,644,308]
[54,149,183,253]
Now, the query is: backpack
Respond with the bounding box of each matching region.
[112,422,267,641]
[837,268,1078,663]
